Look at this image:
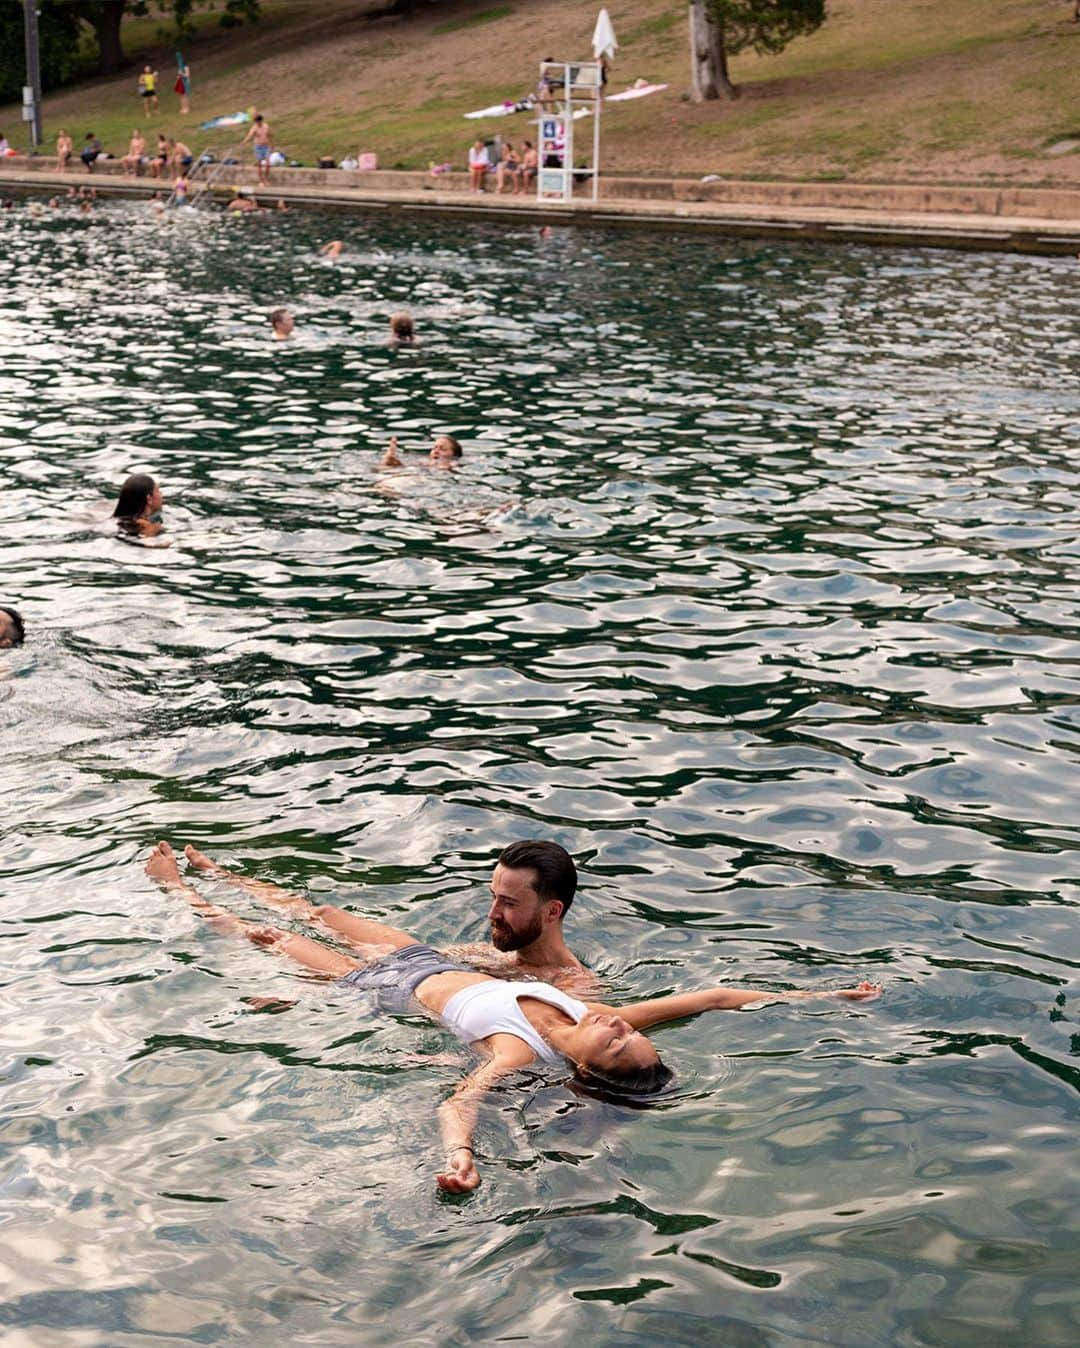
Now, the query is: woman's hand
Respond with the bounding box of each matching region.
[832,981,881,1001]
[437,1146,480,1193]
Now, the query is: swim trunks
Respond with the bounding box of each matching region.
[254,144,270,162]
[338,942,469,1015]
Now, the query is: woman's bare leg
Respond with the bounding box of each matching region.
[147,841,360,978]
[183,844,417,951]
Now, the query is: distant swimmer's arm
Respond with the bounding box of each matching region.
[436,1041,533,1194]
[607,982,882,1031]
[380,436,404,468]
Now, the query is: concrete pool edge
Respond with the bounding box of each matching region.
[3,163,1079,256]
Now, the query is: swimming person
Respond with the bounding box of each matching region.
[388,312,417,346]
[167,837,591,992]
[0,606,25,648]
[146,841,879,1192]
[270,308,295,340]
[380,434,462,469]
[113,473,164,536]
[320,240,344,259]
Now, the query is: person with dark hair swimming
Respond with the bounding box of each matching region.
[113,473,164,536]
[145,840,880,1194]
[388,311,417,347]
[0,606,25,648]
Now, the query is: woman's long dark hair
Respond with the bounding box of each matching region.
[113,473,156,520]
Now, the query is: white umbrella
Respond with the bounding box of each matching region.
[592,8,618,60]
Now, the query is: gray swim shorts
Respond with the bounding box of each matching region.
[337,942,468,1014]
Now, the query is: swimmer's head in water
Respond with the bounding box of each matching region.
[113,473,161,521]
[270,308,294,338]
[390,311,415,342]
[0,606,25,648]
[430,435,462,466]
[563,1011,674,1095]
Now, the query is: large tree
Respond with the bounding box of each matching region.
[0,1,84,103]
[689,0,826,101]
[74,0,262,76]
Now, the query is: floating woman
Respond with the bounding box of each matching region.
[145,841,880,1193]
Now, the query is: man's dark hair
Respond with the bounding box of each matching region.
[0,606,25,646]
[497,839,577,916]
[113,473,156,520]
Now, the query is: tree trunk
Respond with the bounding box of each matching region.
[90,1,126,75]
[688,1,738,102]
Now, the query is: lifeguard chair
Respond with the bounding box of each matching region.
[536,60,602,204]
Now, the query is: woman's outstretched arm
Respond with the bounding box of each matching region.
[601,981,881,1032]
[436,1037,534,1194]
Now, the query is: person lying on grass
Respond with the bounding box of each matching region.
[146,840,881,1194]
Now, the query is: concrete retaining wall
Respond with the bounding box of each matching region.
[4,154,1079,221]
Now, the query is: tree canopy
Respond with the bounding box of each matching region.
[690,0,827,101]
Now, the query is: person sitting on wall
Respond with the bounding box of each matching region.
[468,138,489,194]
[80,134,103,172]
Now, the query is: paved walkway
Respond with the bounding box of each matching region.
[3,162,1078,255]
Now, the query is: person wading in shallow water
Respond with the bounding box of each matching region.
[146,840,880,1194]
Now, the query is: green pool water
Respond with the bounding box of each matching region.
[0,201,1077,1346]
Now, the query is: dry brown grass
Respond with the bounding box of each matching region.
[3,0,1078,184]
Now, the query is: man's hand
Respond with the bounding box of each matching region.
[437,1146,480,1193]
[380,435,403,468]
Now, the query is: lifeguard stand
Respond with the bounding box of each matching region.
[536,60,602,204]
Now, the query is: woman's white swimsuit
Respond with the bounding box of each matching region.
[440,980,587,1064]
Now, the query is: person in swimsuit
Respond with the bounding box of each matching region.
[151,134,170,180]
[517,140,537,194]
[243,114,274,186]
[0,606,25,648]
[113,473,164,537]
[145,840,881,1194]
[496,141,520,194]
[122,129,145,176]
[56,129,73,173]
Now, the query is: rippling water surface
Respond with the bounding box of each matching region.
[1,201,1078,1346]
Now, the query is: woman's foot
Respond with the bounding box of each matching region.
[146,840,183,886]
[184,844,229,875]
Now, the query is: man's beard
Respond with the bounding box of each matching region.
[490,914,544,952]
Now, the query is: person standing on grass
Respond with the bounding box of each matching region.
[175,60,191,116]
[138,66,159,117]
[243,114,274,186]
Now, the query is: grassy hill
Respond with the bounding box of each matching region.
[2,0,1078,184]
